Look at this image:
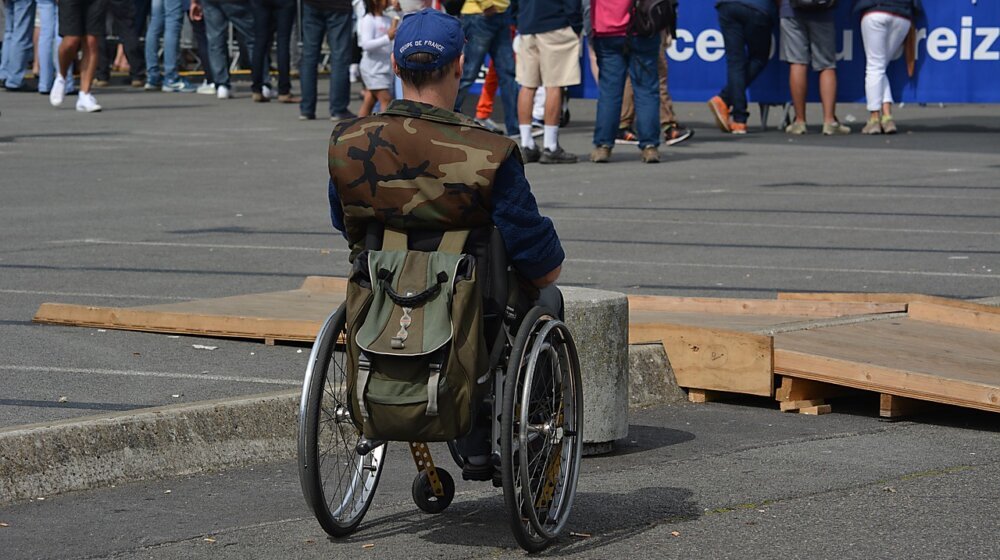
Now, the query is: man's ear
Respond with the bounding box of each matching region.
[391,53,400,76]
[454,54,465,79]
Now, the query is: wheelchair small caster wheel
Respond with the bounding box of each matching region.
[412,468,455,514]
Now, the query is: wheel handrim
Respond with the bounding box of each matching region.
[514,320,581,541]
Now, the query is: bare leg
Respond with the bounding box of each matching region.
[543,86,561,126]
[359,90,375,117]
[789,63,808,123]
[819,68,837,124]
[59,37,83,77]
[374,89,392,113]
[80,35,101,94]
[882,101,892,118]
[517,85,536,125]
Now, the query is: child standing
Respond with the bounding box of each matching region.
[357,0,398,116]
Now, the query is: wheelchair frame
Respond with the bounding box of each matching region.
[297,299,583,552]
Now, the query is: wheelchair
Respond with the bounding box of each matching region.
[296,227,584,552]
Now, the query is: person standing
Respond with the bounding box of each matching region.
[190,0,256,99]
[0,0,36,91]
[512,0,581,164]
[708,0,776,134]
[298,0,355,120]
[589,0,661,164]
[619,31,694,144]
[453,0,519,137]
[49,0,107,111]
[36,0,77,94]
[249,0,298,102]
[855,0,920,135]
[356,0,396,115]
[145,0,196,91]
[779,0,849,135]
[96,0,146,87]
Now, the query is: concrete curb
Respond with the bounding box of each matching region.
[0,344,680,506]
[0,391,299,506]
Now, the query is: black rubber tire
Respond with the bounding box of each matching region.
[299,304,385,537]
[500,306,557,552]
[411,468,455,514]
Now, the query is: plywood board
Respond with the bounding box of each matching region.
[33,277,348,342]
[633,323,774,397]
[907,301,1000,333]
[628,295,904,318]
[775,320,1000,415]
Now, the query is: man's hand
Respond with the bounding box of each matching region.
[483,6,498,16]
[531,265,562,289]
[189,0,203,21]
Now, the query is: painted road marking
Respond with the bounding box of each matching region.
[551,216,1000,236]
[0,289,191,300]
[0,365,301,386]
[567,258,1000,279]
[49,239,351,253]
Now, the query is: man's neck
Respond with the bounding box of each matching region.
[400,86,457,113]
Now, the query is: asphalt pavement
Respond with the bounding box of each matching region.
[1,79,999,558]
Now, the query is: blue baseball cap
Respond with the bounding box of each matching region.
[393,9,464,71]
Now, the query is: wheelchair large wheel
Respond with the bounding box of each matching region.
[500,306,584,552]
[298,304,386,537]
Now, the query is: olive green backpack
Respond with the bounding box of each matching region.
[344,228,488,442]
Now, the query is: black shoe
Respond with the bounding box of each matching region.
[462,462,495,481]
[540,146,578,164]
[521,144,541,163]
[330,110,358,122]
[664,124,694,146]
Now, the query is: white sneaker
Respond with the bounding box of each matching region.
[262,84,277,99]
[50,75,66,107]
[196,80,216,95]
[216,85,231,99]
[75,92,102,113]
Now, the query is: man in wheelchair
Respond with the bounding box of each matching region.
[326,9,565,483]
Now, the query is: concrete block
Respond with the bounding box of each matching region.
[629,343,688,408]
[561,287,630,455]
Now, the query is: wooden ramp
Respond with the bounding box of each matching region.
[627,294,999,416]
[33,279,1000,417]
[33,277,347,344]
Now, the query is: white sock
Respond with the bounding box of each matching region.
[543,125,559,151]
[520,125,536,149]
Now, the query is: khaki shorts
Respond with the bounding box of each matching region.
[515,26,581,88]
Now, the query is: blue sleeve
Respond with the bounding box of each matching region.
[328,178,348,240]
[491,156,565,280]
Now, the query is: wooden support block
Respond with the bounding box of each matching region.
[264,338,276,346]
[775,376,852,402]
[880,393,927,419]
[799,405,832,415]
[687,389,720,403]
[780,399,825,412]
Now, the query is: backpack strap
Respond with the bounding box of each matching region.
[437,229,470,254]
[382,227,408,251]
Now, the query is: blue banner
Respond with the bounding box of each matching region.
[568,1,1000,103]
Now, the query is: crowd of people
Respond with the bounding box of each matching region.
[0,0,922,156]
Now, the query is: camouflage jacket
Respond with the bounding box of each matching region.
[329,99,521,250]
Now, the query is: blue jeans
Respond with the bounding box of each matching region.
[717,3,773,124]
[144,0,184,84]
[592,34,661,149]
[455,12,518,136]
[203,0,256,88]
[37,0,75,92]
[299,5,352,117]
[0,0,36,88]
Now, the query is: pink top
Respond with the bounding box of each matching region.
[591,0,632,37]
